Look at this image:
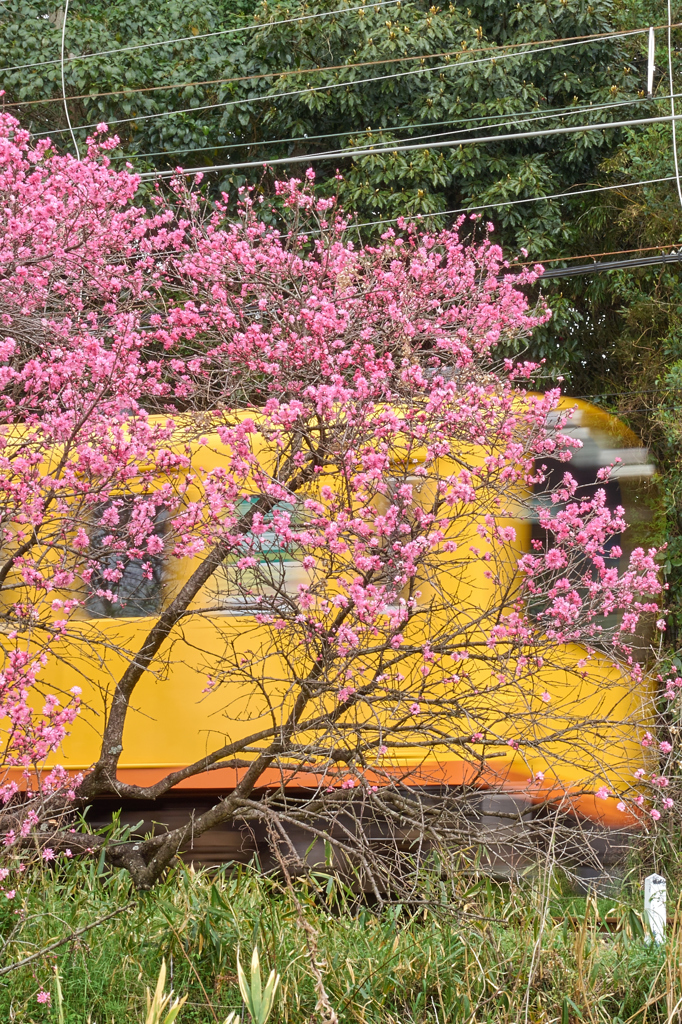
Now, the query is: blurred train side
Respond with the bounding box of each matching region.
[10,398,658,862]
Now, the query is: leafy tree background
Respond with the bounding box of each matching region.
[1,0,641,250]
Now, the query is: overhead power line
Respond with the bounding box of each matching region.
[668,0,682,209]
[2,24,659,112]
[540,250,682,279]
[3,44,493,110]
[0,17,659,82]
[141,111,682,178]
[342,175,676,232]
[28,30,655,140]
[121,92,677,165]
[60,0,79,159]
[536,242,680,263]
[0,0,399,77]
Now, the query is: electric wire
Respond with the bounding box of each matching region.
[0,0,400,77]
[307,175,676,235]
[59,0,79,159]
[540,250,682,278]
[3,44,507,110]
[535,242,680,263]
[9,14,679,286]
[0,18,659,81]
[26,32,653,140]
[3,18,679,413]
[116,92,678,165]
[96,178,670,245]
[140,111,682,178]
[668,0,682,210]
[2,26,657,112]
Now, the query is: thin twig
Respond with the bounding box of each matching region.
[0,902,135,976]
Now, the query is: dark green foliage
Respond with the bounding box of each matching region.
[0,0,641,253]
[514,5,682,637]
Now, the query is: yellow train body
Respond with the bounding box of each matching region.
[7,398,656,827]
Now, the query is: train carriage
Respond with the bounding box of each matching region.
[1,397,658,871]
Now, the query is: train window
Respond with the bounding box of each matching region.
[208,498,307,615]
[85,499,169,619]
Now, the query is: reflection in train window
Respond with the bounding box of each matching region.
[85,499,168,618]
[208,498,308,615]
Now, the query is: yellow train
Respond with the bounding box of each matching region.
[4,397,657,862]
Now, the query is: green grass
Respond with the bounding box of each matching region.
[0,857,675,1024]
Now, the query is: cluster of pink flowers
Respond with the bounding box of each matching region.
[658,664,682,702]
[0,650,80,813]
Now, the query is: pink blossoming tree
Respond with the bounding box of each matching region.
[0,111,670,890]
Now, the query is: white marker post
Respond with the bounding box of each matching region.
[644,873,667,944]
[647,26,656,96]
